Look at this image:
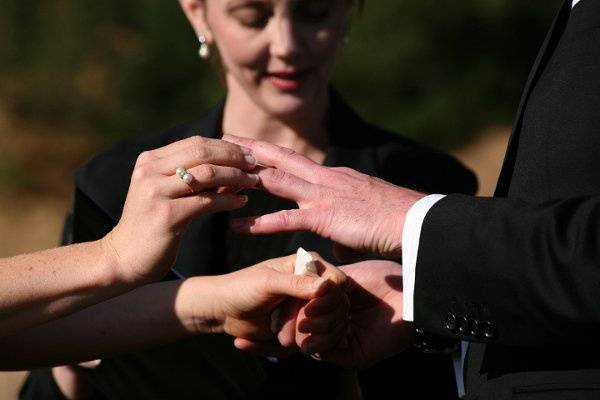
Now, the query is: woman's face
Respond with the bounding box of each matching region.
[183,0,352,119]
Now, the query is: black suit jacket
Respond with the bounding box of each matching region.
[414,1,600,398]
[21,92,476,400]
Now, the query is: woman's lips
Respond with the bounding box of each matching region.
[266,70,311,91]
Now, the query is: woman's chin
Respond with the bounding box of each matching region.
[260,87,325,120]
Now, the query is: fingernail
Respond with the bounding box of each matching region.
[248,174,260,183]
[245,155,256,166]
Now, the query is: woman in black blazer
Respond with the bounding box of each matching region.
[22,0,476,398]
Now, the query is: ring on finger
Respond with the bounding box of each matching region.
[175,167,194,185]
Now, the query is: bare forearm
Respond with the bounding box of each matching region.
[0,240,136,337]
[0,278,219,370]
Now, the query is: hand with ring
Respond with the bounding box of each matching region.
[103,135,259,285]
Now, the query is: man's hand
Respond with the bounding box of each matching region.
[235,260,413,369]
[223,134,425,258]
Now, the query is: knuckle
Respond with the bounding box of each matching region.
[136,151,153,165]
[145,181,162,199]
[131,164,153,182]
[198,165,217,182]
[190,135,206,147]
[266,168,288,184]
[277,209,296,227]
[227,148,245,164]
[197,194,216,209]
[192,145,209,162]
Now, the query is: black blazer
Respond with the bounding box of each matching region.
[414,1,600,398]
[21,92,476,400]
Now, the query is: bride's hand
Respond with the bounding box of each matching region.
[179,253,348,343]
[102,136,259,285]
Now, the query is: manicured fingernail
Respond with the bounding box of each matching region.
[248,174,260,183]
[245,155,256,166]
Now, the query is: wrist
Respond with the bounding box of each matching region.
[176,276,226,335]
[97,236,130,288]
[386,189,425,259]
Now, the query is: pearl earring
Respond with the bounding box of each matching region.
[198,34,210,59]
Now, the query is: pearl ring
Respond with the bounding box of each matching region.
[175,167,194,185]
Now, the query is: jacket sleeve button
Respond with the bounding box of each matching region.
[470,319,480,337]
[445,313,458,332]
[483,321,497,339]
[458,316,470,334]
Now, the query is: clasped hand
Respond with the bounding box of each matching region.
[228,256,413,369]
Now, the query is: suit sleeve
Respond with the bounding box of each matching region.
[414,194,600,347]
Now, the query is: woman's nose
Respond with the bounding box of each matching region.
[270,20,301,60]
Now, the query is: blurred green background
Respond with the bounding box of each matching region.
[0,0,559,147]
[0,1,564,397]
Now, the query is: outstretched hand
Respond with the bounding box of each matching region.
[223,134,424,259]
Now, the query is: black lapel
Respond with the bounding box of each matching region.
[494,0,571,196]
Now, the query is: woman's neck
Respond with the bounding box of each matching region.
[222,87,329,163]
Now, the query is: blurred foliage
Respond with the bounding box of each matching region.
[0,0,561,149]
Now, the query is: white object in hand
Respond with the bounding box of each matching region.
[270,248,319,335]
[294,248,319,277]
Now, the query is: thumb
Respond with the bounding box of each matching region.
[267,272,332,300]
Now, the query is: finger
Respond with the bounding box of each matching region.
[153,142,256,175]
[229,209,316,235]
[263,270,331,301]
[145,136,252,160]
[330,166,365,178]
[255,167,318,203]
[275,299,303,348]
[303,289,350,318]
[253,253,297,274]
[228,317,274,341]
[233,338,298,358]
[298,307,349,334]
[77,359,102,369]
[171,192,249,224]
[222,134,324,183]
[308,255,348,288]
[163,165,259,197]
[300,320,350,355]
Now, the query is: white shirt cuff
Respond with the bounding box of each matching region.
[401,194,446,321]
